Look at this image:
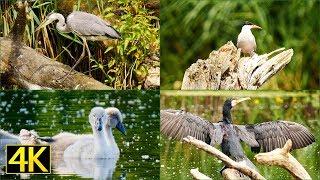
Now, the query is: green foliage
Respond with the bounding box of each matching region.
[160,0,319,90]
[0,0,159,89]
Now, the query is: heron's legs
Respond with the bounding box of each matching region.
[72,37,87,71]
[83,39,92,77]
[57,38,87,81]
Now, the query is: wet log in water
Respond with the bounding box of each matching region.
[0,1,112,89]
[181,42,293,90]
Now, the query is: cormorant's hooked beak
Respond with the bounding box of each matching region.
[116,121,126,135]
[35,19,54,32]
[251,24,262,30]
[231,97,251,107]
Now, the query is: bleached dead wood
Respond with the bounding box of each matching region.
[254,139,311,180]
[190,168,212,180]
[181,41,293,90]
[183,136,265,180]
[222,168,249,180]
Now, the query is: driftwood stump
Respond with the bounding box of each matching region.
[181,41,293,90]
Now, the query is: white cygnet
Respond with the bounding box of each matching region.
[63,107,126,159]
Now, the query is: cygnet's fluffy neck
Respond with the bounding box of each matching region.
[92,125,119,158]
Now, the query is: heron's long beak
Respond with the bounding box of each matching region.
[116,121,126,135]
[231,97,251,107]
[35,19,53,32]
[251,24,262,30]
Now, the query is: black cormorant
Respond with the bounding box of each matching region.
[161,98,315,170]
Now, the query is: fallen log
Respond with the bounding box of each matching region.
[254,139,311,180]
[183,136,265,180]
[181,41,293,90]
[0,37,112,89]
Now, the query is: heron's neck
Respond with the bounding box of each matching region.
[55,14,71,33]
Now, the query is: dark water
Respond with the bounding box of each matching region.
[0,90,160,179]
[160,91,319,180]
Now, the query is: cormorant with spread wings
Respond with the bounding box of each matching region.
[161,98,315,169]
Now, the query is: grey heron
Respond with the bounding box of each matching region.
[237,21,262,56]
[36,11,121,78]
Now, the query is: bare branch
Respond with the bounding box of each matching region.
[222,168,250,180]
[190,168,212,180]
[183,136,265,180]
[254,139,311,180]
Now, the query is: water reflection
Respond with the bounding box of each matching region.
[54,156,119,179]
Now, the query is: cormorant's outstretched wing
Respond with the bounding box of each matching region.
[237,121,315,152]
[161,109,223,146]
[0,129,20,151]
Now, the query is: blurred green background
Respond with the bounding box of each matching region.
[160,91,319,179]
[160,0,319,90]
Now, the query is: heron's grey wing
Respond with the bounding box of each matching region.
[0,129,20,151]
[233,125,259,147]
[245,121,315,152]
[160,109,223,146]
[67,11,121,39]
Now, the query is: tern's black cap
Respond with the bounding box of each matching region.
[244,21,255,26]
